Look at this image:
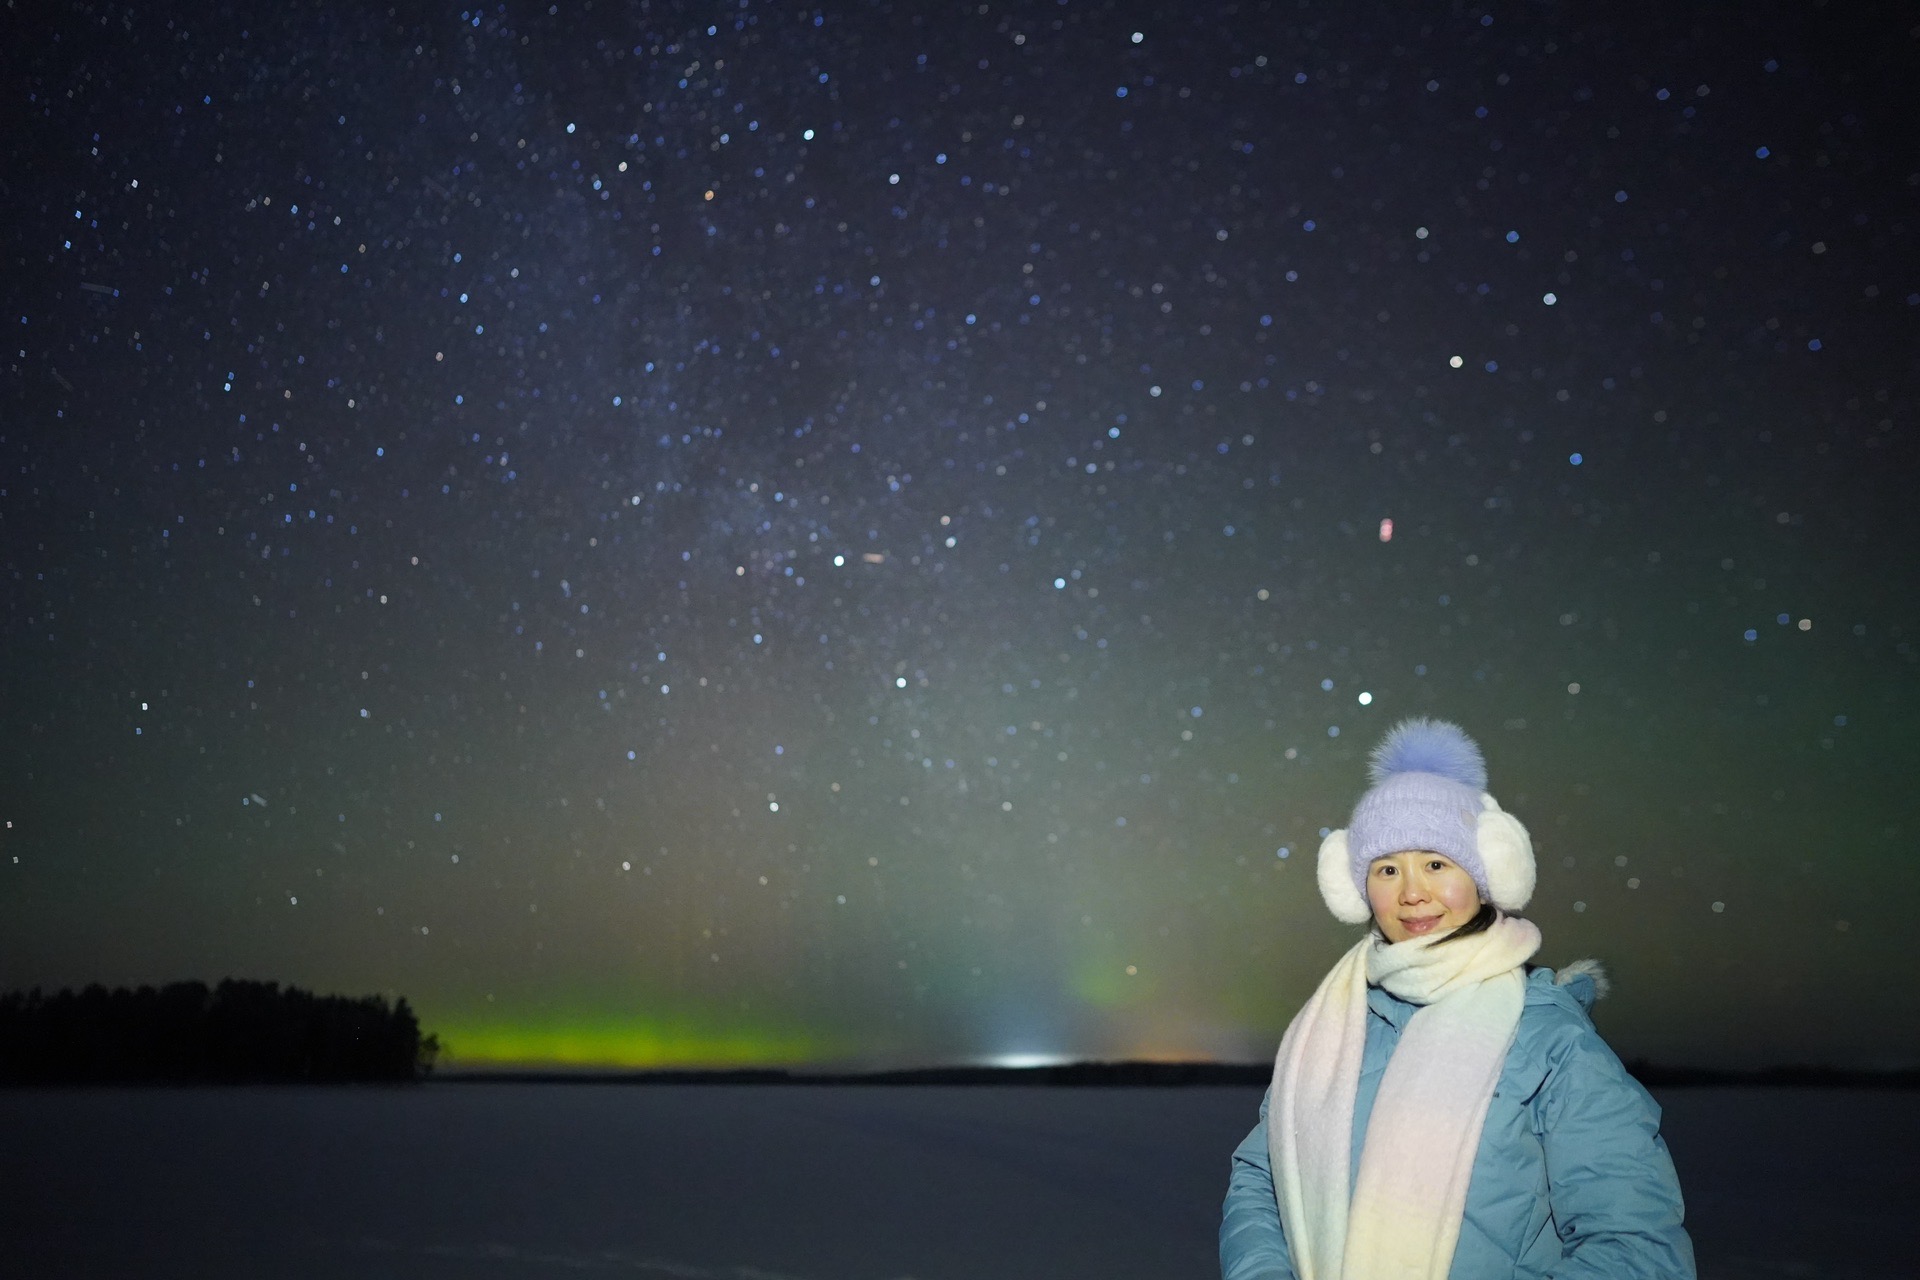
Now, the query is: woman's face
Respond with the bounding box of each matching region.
[1367,851,1483,943]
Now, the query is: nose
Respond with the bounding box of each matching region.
[1398,869,1429,903]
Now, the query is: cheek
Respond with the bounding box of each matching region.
[1441,876,1480,914]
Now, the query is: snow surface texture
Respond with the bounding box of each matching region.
[0,1085,1910,1279]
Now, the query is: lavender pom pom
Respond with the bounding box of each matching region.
[1367,718,1487,790]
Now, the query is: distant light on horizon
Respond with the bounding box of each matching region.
[981,1052,1078,1069]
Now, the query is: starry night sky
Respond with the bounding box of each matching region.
[5,0,1916,1072]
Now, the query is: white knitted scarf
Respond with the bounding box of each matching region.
[1267,915,1541,1280]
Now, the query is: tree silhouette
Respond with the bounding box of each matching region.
[0,981,440,1083]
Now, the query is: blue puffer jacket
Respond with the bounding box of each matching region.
[1220,965,1694,1279]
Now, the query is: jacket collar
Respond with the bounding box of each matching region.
[1366,981,1417,1029]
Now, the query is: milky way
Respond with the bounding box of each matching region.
[5,1,1915,1070]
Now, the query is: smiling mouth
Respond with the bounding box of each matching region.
[1399,916,1443,935]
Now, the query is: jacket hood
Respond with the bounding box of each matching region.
[1526,959,1609,1016]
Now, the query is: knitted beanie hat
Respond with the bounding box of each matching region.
[1315,718,1536,925]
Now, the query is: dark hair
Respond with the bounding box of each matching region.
[1433,901,1500,945]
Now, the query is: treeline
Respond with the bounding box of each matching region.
[436,1062,1278,1086]
[441,1061,1920,1090]
[0,980,440,1084]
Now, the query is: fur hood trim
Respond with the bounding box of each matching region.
[1554,958,1611,1000]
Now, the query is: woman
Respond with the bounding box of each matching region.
[1220,719,1694,1279]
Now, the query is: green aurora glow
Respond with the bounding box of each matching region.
[434,1014,841,1070]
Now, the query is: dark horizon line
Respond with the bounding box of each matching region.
[426,1059,1920,1090]
[8,1058,1913,1090]
[7,983,1906,1090]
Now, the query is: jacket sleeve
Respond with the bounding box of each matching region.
[1537,1021,1696,1279]
[1219,1088,1297,1280]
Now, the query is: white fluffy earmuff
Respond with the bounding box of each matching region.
[1475,793,1536,911]
[1316,828,1372,924]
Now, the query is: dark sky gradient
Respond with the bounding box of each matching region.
[4,0,1915,1071]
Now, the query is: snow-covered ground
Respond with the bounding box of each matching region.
[0,1084,1907,1278]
